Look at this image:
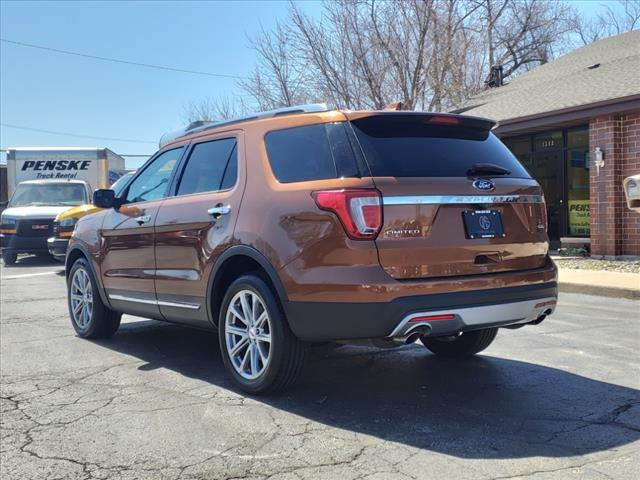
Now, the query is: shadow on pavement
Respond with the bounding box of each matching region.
[1,254,62,268]
[94,319,640,459]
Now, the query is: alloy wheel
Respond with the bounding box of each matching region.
[70,268,93,330]
[224,289,272,380]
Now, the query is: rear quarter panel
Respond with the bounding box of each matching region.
[230,112,383,300]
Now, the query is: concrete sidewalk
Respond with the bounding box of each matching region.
[558,267,640,299]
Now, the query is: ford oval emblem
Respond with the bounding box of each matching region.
[473,179,495,191]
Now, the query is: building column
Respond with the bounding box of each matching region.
[620,111,640,256]
[589,114,624,257]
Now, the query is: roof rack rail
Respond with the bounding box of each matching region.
[159,103,328,148]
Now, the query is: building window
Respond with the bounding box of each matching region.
[566,127,590,237]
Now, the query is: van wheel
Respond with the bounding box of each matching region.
[67,258,121,339]
[2,252,17,265]
[218,274,307,395]
[421,328,498,357]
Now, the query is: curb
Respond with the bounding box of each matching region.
[559,282,640,300]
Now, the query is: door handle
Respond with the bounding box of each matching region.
[208,204,231,218]
[134,215,151,225]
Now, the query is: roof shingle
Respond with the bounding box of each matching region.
[452,30,640,121]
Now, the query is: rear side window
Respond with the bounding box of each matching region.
[351,116,531,178]
[177,138,237,196]
[265,122,359,183]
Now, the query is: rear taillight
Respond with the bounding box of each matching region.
[408,314,456,323]
[312,189,382,239]
[541,194,548,232]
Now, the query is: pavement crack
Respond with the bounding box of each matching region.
[486,452,633,480]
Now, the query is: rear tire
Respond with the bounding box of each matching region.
[421,328,498,357]
[2,252,17,265]
[67,258,121,339]
[218,274,306,395]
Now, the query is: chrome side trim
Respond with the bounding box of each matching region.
[157,300,201,310]
[109,294,157,306]
[383,195,543,206]
[109,294,201,310]
[388,296,557,338]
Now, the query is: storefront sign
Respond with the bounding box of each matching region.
[568,200,590,236]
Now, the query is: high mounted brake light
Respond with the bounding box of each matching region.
[427,115,460,126]
[312,189,382,240]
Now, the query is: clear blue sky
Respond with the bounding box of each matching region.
[0,0,608,167]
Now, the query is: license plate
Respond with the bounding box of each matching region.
[32,224,49,230]
[462,210,505,239]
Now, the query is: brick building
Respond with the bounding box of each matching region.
[453,30,640,258]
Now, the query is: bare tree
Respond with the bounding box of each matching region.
[471,0,575,78]
[241,22,312,109]
[183,95,248,123]
[186,0,594,117]
[573,0,640,45]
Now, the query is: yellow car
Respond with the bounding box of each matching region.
[48,172,134,261]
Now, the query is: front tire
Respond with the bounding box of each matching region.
[421,328,498,357]
[218,274,306,395]
[67,258,121,339]
[2,252,17,265]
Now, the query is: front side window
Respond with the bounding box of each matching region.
[110,172,135,196]
[125,147,183,204]
[177,138,237,196]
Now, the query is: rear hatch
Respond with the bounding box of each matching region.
[349,112,548,280]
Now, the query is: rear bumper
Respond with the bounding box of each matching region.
[283,281,558,341]
[0,233,49,254]
[47,237,69,259]
[388,296,556,341]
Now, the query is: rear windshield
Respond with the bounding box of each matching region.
[8,183,88,208]
[351,115,531,178]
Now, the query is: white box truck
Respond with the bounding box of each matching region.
[1,148,126,265]
[5,147,126,196]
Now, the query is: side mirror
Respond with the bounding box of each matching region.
[93,189,120,209]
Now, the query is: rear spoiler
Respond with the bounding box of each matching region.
[343,111,497,132]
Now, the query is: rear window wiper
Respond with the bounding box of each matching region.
[466,163,511,176]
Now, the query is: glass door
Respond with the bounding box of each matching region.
[533,131,565,243]
[504,126,590,244]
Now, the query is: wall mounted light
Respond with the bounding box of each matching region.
[593,147,605,175]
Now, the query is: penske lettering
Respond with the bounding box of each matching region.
[20,160,92,180]
[21,160,91,171]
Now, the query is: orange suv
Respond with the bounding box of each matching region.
[65,105,557,394]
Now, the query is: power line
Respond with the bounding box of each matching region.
[1,123,157,144]
[114,154,152,157]
[0,149,151,157]
[1,38,245,79]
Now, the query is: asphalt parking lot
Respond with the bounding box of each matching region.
[1,255,639,480]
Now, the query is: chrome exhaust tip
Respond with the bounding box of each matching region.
[402,325,432,344]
